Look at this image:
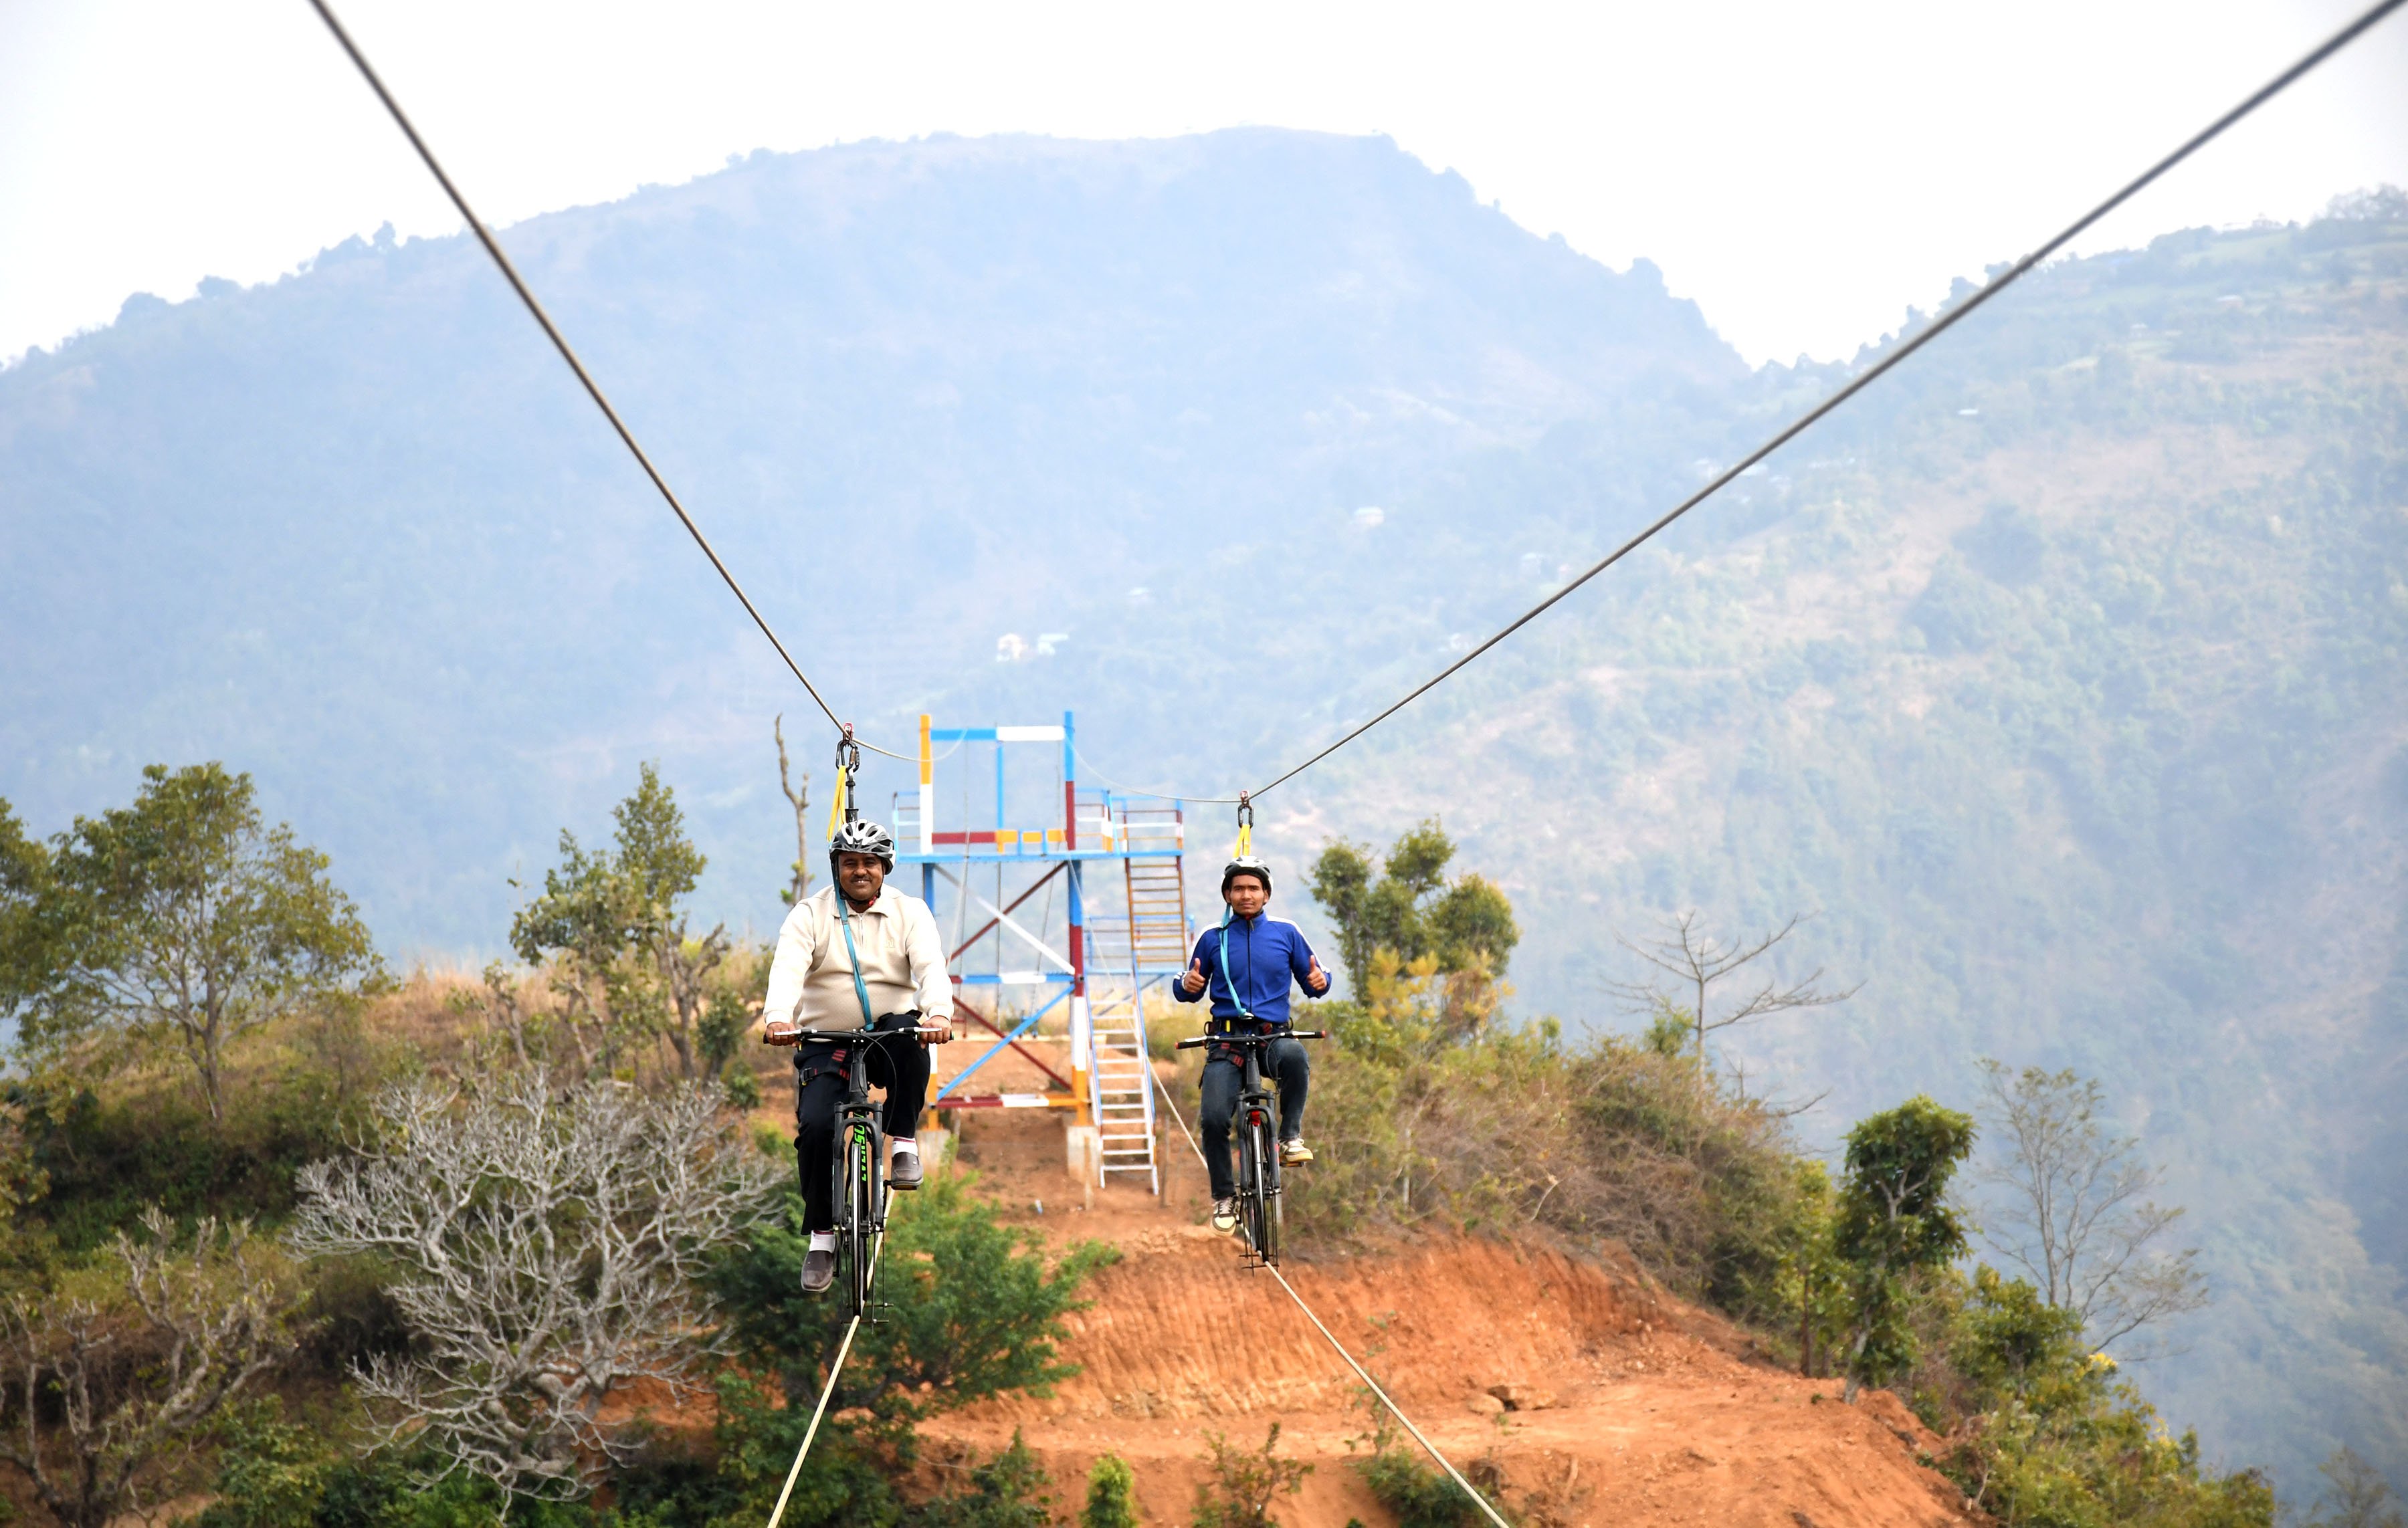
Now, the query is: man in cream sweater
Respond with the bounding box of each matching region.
[761,818,954,1294]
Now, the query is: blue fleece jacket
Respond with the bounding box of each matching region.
[1174,913,1328,1028]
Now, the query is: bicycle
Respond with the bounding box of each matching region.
[781,1019,936,1317]
[1177,1028,1324,1267]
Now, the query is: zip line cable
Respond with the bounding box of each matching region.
[1147,1069,1514,1528]
[1264,1259,1514,1528]
[1070,747,1243,805]
[765,1226,886,1528]
[303,0,908,763]
[1242,0,2407,802]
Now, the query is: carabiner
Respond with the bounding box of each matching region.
[833,725,864,825]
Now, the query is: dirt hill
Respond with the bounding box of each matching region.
[906,1068,1979,1527]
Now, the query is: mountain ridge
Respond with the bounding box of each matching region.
[3,132,2404,1495]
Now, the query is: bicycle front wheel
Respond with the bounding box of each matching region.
[1244,1121,1278,1264]
[841,1124,876,1315]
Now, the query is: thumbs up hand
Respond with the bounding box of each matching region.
[1306,956,1330,996]
[1182,957,1207,996]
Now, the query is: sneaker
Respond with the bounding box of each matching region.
[1280,1138,1314,1165]
[801,1247,836,1295]
[1210,1198,1239,1234]
[890,1147,923,1190]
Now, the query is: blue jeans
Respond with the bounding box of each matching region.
[1199,1037,1309,1201]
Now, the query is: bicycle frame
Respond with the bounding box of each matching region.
[1178,1028,1323,1268]
[787,1023,928,1317]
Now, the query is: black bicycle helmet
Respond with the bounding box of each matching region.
[1221,855,1273,895]
[829,818,898,873]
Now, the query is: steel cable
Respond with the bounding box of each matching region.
[1147,1067,1514,1528]
[764,1226,886,1528]
[304,0,910,762]
[1243,0,2406,800]
[1070,748,1243,805]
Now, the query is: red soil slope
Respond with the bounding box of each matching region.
[908,1083,1980,1528]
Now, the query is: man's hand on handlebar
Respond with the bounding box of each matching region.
[762,1018,803,1047]
[918,1016,954,1045]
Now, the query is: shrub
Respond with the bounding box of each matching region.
[710,1173,1114,1423]
[1082,1454,1140,1528]
[1190,1425,1310,1528]
[1292,956,1806,1316]
[911,1432,1056,1527]
[1932,1267,2275,1528]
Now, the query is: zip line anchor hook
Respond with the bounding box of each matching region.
[835,726,864,825]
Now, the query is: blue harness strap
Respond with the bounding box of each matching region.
[1215,907,1253,1026]
[835,895,879,1028]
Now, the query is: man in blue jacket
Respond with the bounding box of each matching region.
[1175,854,1332,1234]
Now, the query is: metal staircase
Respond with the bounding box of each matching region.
[1078,798,1190,1194]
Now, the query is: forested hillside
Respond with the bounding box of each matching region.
[1,133,2402,1493]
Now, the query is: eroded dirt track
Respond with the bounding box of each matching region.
[915,1095,1979,1527]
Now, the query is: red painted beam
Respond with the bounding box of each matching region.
[950,992,1073,1091]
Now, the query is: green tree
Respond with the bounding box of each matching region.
[1951,1265,2088,1405]
[0,800,56,1032]
[1082,1454,1140,1528]
[1308,821,1517,996]
[1773,1158,1851,1379]
[1833,1095,1975,1402]
[9,765,379,1122]
[510,763,730,1080]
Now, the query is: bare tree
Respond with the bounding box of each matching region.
[775,715,813,905]
[1975,1061,2209,1355]
[2307,1447,2406,1528]
[0,1209,308,1528]
[1608,911,1858,1066]
[639,921,732,1081]
[289,1075,779,1503]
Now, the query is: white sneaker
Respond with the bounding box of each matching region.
[1280,1138,1314,1165]
[1210,1198,1238,1234]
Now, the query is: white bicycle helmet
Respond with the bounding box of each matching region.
[829,818,898,872]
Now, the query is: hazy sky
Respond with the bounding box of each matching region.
[3,0,2403,368]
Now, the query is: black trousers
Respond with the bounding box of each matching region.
[793,1012,930,1234]
[1199,1036,1310,1201]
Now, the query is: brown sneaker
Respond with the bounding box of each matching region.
[890,1145,923,1190]
[801,1247,836,1295]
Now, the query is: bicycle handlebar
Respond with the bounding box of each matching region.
[765,1021,946,1049]
[1175,1029,1326,1049]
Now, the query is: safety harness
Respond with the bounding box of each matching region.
[797,732,882,1083]
[1207,796,1276,1065]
